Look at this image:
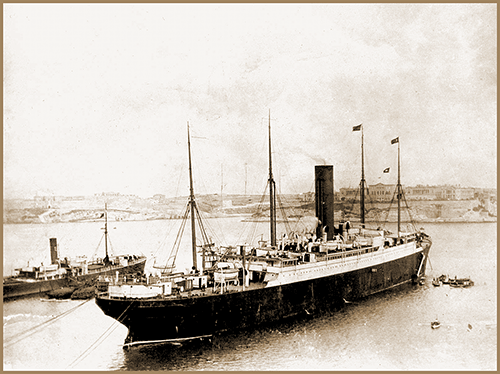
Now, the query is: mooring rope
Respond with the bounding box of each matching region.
[67,301,134,369]
[4,299,93,348]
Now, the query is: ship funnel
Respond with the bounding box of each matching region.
[315,165,334,241]
[49,238,58,264]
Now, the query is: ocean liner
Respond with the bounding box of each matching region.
[95,119,432,348]
[3,206,147,300]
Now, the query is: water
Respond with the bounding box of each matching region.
[3,219,497,370]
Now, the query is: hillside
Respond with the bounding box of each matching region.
[3,194,496,224]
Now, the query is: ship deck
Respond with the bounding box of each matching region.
[98,278,267,301]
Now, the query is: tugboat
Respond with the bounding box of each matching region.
[95,118,432,348]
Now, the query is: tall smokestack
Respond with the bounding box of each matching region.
[315,165,334,241]
[49,238,58,264]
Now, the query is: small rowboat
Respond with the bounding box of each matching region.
[431,320,441,329]
[432,278,441,287]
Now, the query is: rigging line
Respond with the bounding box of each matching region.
[151,206,185,260]
[246,182,269,246]
[162,204,190,271]
[279,194,298,234]
[172,204,192,268]
[362,185,379,228]
[383,190,395,225]
[227,203,254,247]
[201,203,229,247]
[347,184,361,221]
[384,185,414,231]
[107,235,114,256]
[173,163,186,205]
[4,299,92,347]
[91,233,105,259]
[151,194,190,260]
[149,159,187,259]
[365,185,384,228]
[195,205,222,246]
[276,193,292,234]
[67,301,135,369]
[400,188,417,231]
[153,203,189,270]
[200,202,231,248]
[195,207,222,249]
[279,193,306,234]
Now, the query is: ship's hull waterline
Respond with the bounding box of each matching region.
[96,248,427,345]
[3,278,71,300]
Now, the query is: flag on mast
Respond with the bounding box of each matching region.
[352,124,362,131]
[383,167,390,173]
[391,137,399,144]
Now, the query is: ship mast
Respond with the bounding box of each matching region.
[268,110,276,247]
[187,122,197,270]
[353,123,365,224]
[391,136,401,237]
[397,138,401,237]
[360,125,366,224]
[104,202,109,262]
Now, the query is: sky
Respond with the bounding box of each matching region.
[3,3,497,200]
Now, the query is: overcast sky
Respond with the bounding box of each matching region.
[4,3,497,200]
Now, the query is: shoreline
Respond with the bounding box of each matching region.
[4,215,496,225]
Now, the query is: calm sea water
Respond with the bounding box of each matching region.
[3,219,497,370]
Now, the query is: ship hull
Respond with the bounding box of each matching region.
[3,278,71,300]
[96,249,427,345]
[3,257,147,301]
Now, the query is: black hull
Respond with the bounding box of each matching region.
[3,257,146,301]
[3,278,70,300]
[96,249,427,344]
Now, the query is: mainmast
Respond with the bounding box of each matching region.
[187,122,197,270]
[397,138,401,236]
[353,123,365,224]
[360,125,366,224]
[391,136,401,236]
[268,110,276,247]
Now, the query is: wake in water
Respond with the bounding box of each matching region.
[3,313,56,325]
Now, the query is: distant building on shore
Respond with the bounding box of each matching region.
[21,185,498,209]
[339,184,494,202]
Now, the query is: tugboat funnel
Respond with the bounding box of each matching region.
[49,238,58,265]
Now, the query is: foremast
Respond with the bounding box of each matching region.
[151,122,214,275]
[187,122,198,268]
[187,122,198,270]
[268,110,277,247]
